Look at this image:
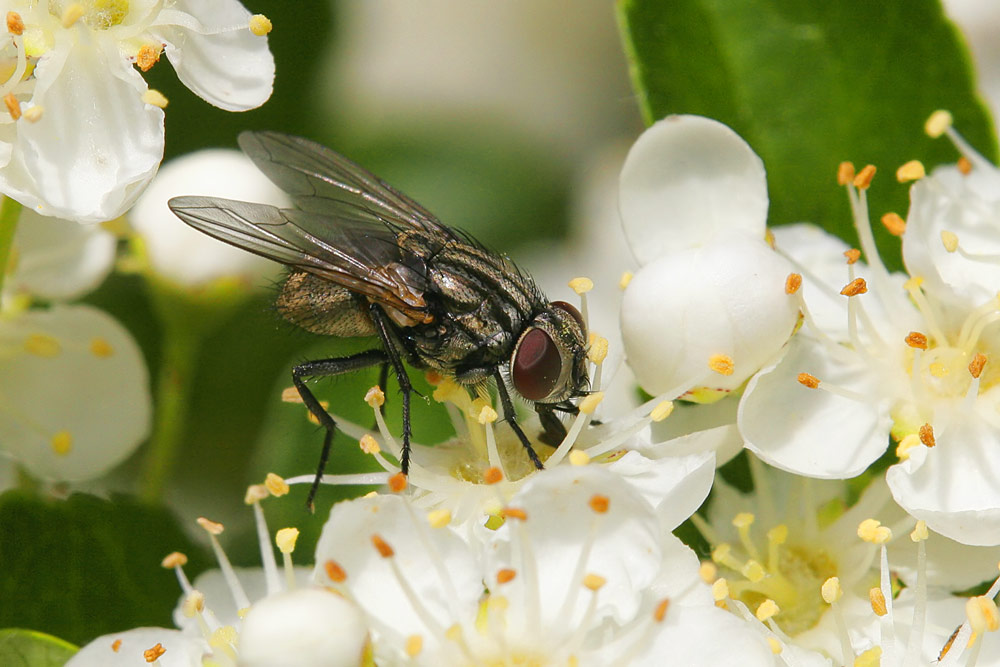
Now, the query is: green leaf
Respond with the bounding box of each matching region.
[617,0,997,270]
[0,628,77,667]
[0,492,210,646]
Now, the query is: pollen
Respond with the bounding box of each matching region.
[196,517,225,535]
[755,599,780,621]
[869,588,887,616]
[699,562,717,583]
[910,520,929,542]
[427,509,451,528]
[51,431,72,456]
[569,450,591,466]
[840,278,868,297]
[405,635,423,657]
[496,568,517,584]
[24,332,60,357]
[587,335,608,365]
[712,578,730,601]
[141,89,168,109]
[249,14,273,36]
[89,337,114,357]
[22,105,42,123]
[589,494,610,514]
[6,11,23,35]
[371,534,394,558]
[919,423,936,448]
[905,331,928,350]
[111,638,122,652]
[579,391,604,414]
[388,472,408,492]
[821,577,842,604]
[358,434,379,454]
[476,403,498,425]
[143,643,166,663]
[244,484,268,504]
[958,156,973,174]
[160,552,188,568]
[569,276,594,295]
[837,161,856,186]
[708,353,735,376]
[844,248,861,265]
[785,273,802,295]
[970,353,987,379]
[365,385,385,408]
[61,3,85,28]
[941,230,959,253]
[501,507,527,521]
[654,598,670,622]
[650,400,674,422]
[583,573,607,591]
[857,518,892,544]
[896,160,926,182]
[797,372,820,389]
[281,386,303,403]
[966,596,1000,634]
[853,164,876,190]
[424,370,443,385]
[324,559,347,583]
[881,212,906,236]
[4,92,20,120]
[135,44,160,72]
[265,472,289,496]
[483,467,504,484]
[619,271,633,289]
[275,527,299,554]
[925,110,953,138]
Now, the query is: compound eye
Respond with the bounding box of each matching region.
[551,300,586,333]
[512,327,562,401]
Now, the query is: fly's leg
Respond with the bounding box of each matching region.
[494,370,544,470]
[535,403,568,447]
[293,349,388,511]
[368,305,414,474]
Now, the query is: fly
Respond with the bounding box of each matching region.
[168,131,590,509]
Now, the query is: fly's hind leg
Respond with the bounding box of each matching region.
[367,305,414,475]
[292,349,388,511]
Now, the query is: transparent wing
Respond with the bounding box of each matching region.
[237,130,450,235]
[168,195,431,319]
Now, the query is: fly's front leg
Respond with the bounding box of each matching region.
[293,349,388,511]
[494,369,544,470]
[368,305,414,474]
[535,403,568,448]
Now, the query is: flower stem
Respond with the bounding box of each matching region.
[0,196,23,296]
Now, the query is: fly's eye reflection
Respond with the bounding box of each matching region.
[513,328,562,401]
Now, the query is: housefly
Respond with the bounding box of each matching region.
[168,131,589,509]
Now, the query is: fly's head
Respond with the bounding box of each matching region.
[510,300,589,405]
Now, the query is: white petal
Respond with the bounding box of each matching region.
[621,237,799,395]
[650,532,712,606]
[152,0,274,111]
[172,566,312,631]
[7,210,115,300]
[66,628,208,667]
[0,39,163,222]
[631,605,776,667]
[130,149,287,286]
[608,448,715,531]
[0,305,151,481]
[648,398,744,465]
[239,588,369,667]
[619,115,768,264]
[739,335,891,478]
[887,416,1000,545]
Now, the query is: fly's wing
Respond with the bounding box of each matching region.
[168,196,432,323]
[237,131,454,237]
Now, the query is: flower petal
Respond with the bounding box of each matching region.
[619,115,768,264]
[66,628,208,666]
[631,604,776,667]
[0,39,163,222]
[609,448,715,531]
[0,305,151,481]
[739,334,891,478]
[152,0,274,111]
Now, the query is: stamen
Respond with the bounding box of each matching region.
[896,160,926,182]
[276,527,299,590]
[838,162,856,186]
[141,89,168,109]
[841,278,868,297]
[880,212,906,236]
[427,509,451,528]
[365,386,385,408]
[905,331,928,350]
[3,92,19,120]
[785,273,802,295]
[896,433,921,460]
[795,371,868,402]
[371,534,394,558]
[855,647,882,667]
[135,45,161,72]
[61,3,85,28]
[405,635,423,657]
[766,524,787,573]
[388,472,408,492]
[732,513,762,563]
[568,450,590,465]
[941,230,959,253]
[587,334,608,365]
[583,573,606,591]
[589,494,610,513]
[969,353,987,379]
[857,518,892,544]
[654,598,669,622]
[21,106,42,123]
[112,639,122,652]
[903,520,929,665]
[712,578,730,604]
[196,517,251,610]
[324,560,346,583]
[844,249,861,264]
[797,372,820,389]
[925,110,953,138]
[853,165,876,190]
[699,562,717,584]
[756,599,780,622]
[650,400,674,422]
[958,156,973,174]
[708,353,735,376]
[869,587,887,616]
[161,551,194,595]
[496,568,516,584]
[249,14,272,36]
[966,596,1000,634]
[619,271,633,289]
[6,11,23,35]
[50,431,72,456]
[918,423,935,448]
[501,507,527,521]
[483,467,503,484]
[143,642,166,663]
[246,490,281,594]
[903,277,949,345]
[569,276,592,327]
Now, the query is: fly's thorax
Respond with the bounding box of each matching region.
[276,271,376,337]
[510,302,589,404]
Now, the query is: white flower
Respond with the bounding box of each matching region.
[313,465,776,666]
[739,113,1000,545]
[130,149,287,287]
[66,627,209,667]
[0,0,274,222]
[618,115,800,401]
[0,303,150,481]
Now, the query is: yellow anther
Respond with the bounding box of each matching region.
[587,335,608,365]
[281,386,303,403]
[970,353,987,379]
[653,598,670,622]
[958,156,973,174]
[821,577,842,604]
[589,494,610,514]
[712,543,733,564]
[967,595,1000,633]
[767,524,788,545]
[919,423,936,448]
[22,105,42,123]
[111,639,122,652]
[143,642,166,663]
[837,161,856,186]
[925,110,953,138]
[249,14,272,36]
[869,587,887,616]
[160,552,188,568]
[51,431,72,456]
[841,277,868,297]
[732,512,755,529]
[881,212,907,236]
[844,248,861,265]
[650,400,674,422]
[135,44,161,72]
[141,89,168,108]
[785,273,802,295]
[619,271,633,289]
[767,637,783,654]
[276,527,299,554]
[579,392,604,415]
[365,385,385,408]
[483,467,504,484]
[89,337,114,358]
[501,507,527,521]
[896,160,926,183]
[424,369,443,386]
[742,559,766,583]
[388,472,408,493]
[405,635,423,657]
[244,484,268,504]
[569,277,594,294]
[711,578,729,601]
[905,331,928,350]
[197,517,225,535]
[427,509,451,528]
[476,404,498,425]
[182,590,205,617]
[61,3,85,28]
[857,518,892,544]
[896,433,921,460]
[708,353,735,376]
[853,164,876,190]
[699,561,717,584]
[265,472,289,497]
[496,568,516,584]
[371,534,394,558]
[583,573,607,591]
[854,647,882,667]
[911,520,929,542]
[4,92,20,120]
[324,559,347,583]
[568,449,591,466]
[755,599,780,621]
[797,372,820,389]
[24,333,60,357]
[359,436,379,457]
[941,230,959,252]
[6,11,23,35]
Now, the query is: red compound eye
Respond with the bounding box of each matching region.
[512,327,562,401]
[551,300,585,333]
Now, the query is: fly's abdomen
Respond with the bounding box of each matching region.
[276,271,377,337]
